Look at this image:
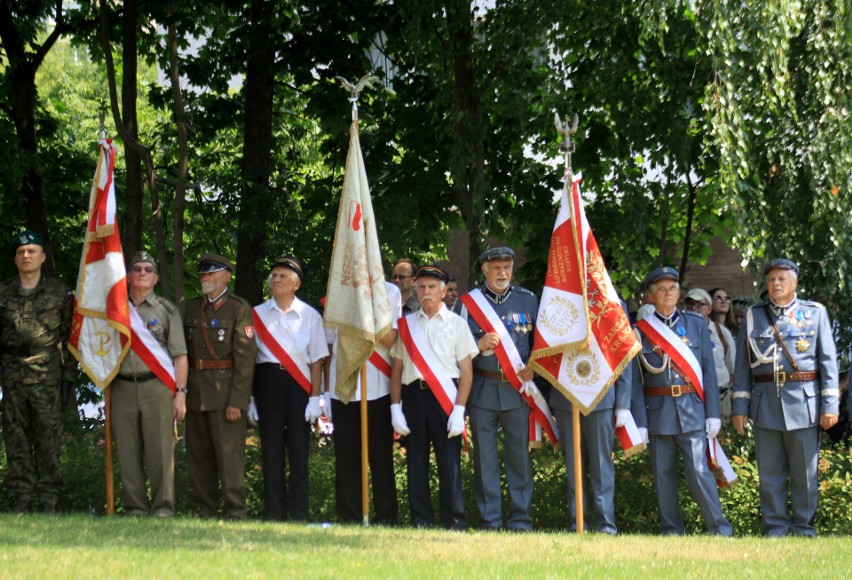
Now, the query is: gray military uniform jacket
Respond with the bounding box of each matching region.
[632,310,720,435]
[454,284,538,411]
[732,299,838,430]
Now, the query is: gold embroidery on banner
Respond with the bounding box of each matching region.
[563,348,601,389]
[539,296,579,338]
[94,329,112,357]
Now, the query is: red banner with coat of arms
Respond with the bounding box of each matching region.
[529,174,639,414]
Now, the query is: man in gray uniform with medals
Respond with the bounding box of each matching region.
[732,259,838,536]
[632,267,732,536]
[454,246,539,532]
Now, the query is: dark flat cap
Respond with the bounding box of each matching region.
[129,250,158,273]
[272,254,306,281]
[415,264,449,283]
[762,258,799,275]
[478,246,515,265]
[643,266,679,287]
[198,253,233,274]
[12,229,44,252]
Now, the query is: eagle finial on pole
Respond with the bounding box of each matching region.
[336,73,378,121]
[554,112,579,172]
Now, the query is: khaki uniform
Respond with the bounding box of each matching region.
[0,275,75,505]
[183,290,256,519]
[111,293,186,517]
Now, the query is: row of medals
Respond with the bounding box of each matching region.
[506,313,533,334]
[785,309,814,352]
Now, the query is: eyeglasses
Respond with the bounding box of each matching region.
[686,301,709,310]
[714,296,732,303]
[390,274,413,281]
[131,266,156,274]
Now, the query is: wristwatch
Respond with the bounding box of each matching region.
[176,387,188,394]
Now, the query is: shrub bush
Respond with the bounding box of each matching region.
[2,417,850,535]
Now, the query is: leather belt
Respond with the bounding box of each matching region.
[192,359,234,370]
[752,371,820,384]
[117,372,157,383]
[6,345,56,357]
[644,384,696,397]
[405,379,430,390]
[474,367,510,383]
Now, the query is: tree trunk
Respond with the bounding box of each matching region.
[167,3,188,306]
[121,0,143,261]
[446,0,486,287]
[234,0,275,305]
[0,0,66,277]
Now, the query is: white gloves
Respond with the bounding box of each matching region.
[614,407,632,428]
[390,403,410,435]
[246,396,259,426]
[321,392,332,420]
[305,396,323,423]
[638,427,649,445]
[519,381,540,398]
[706,417,721,439]
[447,405,466,438]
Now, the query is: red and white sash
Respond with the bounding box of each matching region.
[459,290,559,444]
[252,306,312,395]
[368,350,392,379]
[129,305,176,394]
[397,314,459,417]
[707,437,737,487]
[615,413,646,458]
[636,315,705,401]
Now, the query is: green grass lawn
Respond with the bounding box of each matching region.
[0,515,849,578]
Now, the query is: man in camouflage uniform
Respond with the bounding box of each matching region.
[183,253,256,520]
[0,230,76,513]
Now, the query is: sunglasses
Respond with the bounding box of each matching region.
[131,266,156,274]
[714,296,732,303]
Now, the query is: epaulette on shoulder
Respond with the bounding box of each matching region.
[684,310,704,321]
[159,297,180,315]
[798,299,825,310]
[514,286,536,297]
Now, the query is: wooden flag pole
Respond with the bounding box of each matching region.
[572,406,583,533]
[360,362,370,526]
[105,387,115,516]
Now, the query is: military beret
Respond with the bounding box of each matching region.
[762,258,799,276]
[198,253,233,274]
[478,246,515,265]
[415,264,449,283]
[12,229,44,253]
[643,266,679,287]
[685,288,712,306]
[129,250,158,274]
[272,254,306,282]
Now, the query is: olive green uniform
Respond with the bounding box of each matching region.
[183,290,256,519]
[0,275,75,506]
[112,293,186,517]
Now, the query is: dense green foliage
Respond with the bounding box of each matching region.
[5,415,850,535]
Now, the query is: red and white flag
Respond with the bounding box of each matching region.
[530,174,639,414]
[68,139,130,388]
[323,119,392,404]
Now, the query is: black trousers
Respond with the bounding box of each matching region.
[331,395,398,525]
[254,364,311,521]
[401,381,467,530]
